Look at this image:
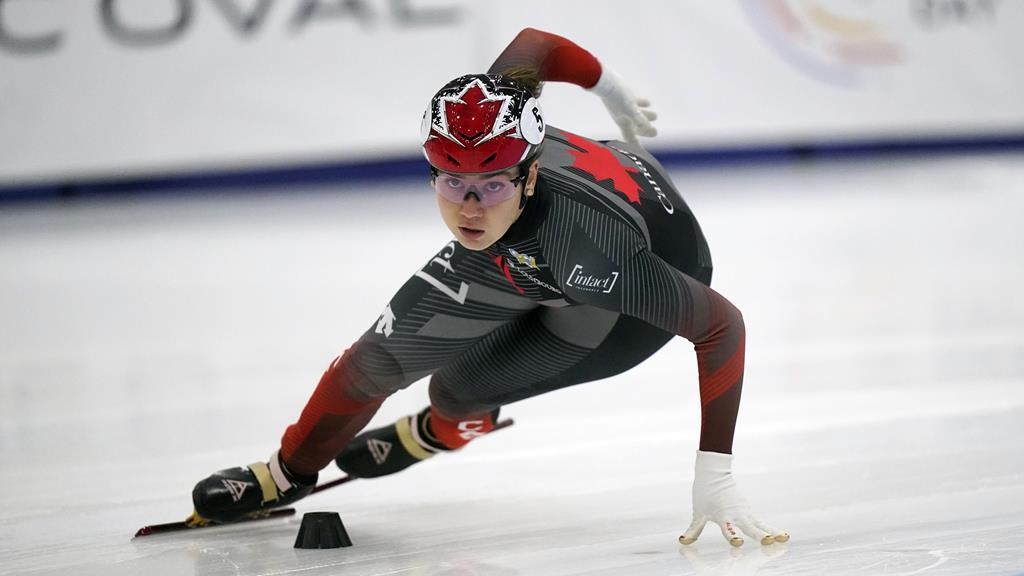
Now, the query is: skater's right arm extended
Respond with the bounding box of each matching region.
[488,27,657,144]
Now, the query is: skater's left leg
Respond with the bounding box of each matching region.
[335,304,643,477]
[425,304,674,449]
[333,303,672,479]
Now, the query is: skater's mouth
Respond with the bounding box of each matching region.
[459,226,485,240]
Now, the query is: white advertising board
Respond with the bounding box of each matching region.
[2,0,1022,184]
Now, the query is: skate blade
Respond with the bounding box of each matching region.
[184,510,211,528]
[184,508,275,528]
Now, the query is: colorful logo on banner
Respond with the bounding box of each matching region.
[740,0,905,88]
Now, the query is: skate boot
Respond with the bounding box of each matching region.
[192,450,317,524]
[336,406,500,478]
[335,407,446,478]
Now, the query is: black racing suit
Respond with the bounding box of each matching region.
[281,127,746,474]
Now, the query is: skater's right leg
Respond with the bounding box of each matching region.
[190,241,536,520]
[192,243,537,521]
[279,348,387,476]
[193,348,387,522]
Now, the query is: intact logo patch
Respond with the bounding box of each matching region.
[566,264,620,294]
[221,479,250,503]
[367,439,393,465]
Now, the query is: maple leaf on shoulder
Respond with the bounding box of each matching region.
[566,133,642,204]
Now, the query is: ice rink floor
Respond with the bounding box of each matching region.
[2,155,1023,575]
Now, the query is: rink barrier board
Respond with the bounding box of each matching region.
[2,134,1024,203]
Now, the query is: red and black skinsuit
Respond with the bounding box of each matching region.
[280,29,745,475]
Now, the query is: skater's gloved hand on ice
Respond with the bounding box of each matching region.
[587,64,657,145]
[680,451,789,547]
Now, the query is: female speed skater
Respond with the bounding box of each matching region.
[192,27,789,548]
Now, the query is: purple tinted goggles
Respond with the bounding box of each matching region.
[432,169,527,207]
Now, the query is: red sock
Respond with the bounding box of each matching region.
[428,406,496,450]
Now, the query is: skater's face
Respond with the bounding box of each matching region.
[435,161,538,251]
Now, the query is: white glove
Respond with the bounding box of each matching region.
[680,450,789,547]
[587,65,658,144]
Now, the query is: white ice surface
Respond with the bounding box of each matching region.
[1,155,1023,576]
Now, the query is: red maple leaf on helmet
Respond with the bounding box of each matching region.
[445,84,506,145]
[567,133,642,204]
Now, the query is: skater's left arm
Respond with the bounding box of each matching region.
[559,246,789,546]
[561,246,743,454]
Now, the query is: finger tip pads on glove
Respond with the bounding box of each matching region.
[677,534,749,547]
[679,515,706,545]
[678,528,790,547]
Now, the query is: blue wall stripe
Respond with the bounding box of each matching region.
[3,134,1024,202]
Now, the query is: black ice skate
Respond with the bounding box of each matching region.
[335,408,450,478]
[192,450,316,524]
